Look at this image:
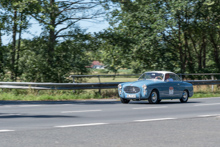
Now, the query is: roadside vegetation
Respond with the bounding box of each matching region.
[0,1,220,101]
[0,81,219,101]
[1,89,220,101]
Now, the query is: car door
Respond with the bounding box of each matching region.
[173,74,183,98]
[163,74,180,98]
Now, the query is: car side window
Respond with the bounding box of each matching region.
[165,74,174,82]
[174,74,181,81]
[138,74,145,80]
[167,74,181,81]
[165,74,181,82]
[169,74,175,81]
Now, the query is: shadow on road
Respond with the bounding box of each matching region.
[0,99,121,106]
[0,113,78,119]
[129,100,201,105]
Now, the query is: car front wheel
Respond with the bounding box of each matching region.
[120,98,130,104]
[180,90,188,103]
[148,90,160,104]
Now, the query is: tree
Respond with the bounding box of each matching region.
[0,0,30,81]
[0,9,4,78]
[103,0,171,72]
[96,29,134,73]
[25,0,106,63]
[104,0,220,73]
[18,29,91,82]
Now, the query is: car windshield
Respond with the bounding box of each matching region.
[138,72,164,80]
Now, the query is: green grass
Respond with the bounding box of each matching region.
[0,89,117,101]
[0,88,220,101]
[191,92,220,98]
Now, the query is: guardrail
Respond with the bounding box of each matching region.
[178,73,220,76]
[0,80,220,90]
[0,82,120,90]
[186,80,220,85]
[0,73,219,91]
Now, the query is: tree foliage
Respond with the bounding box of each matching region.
[100,0,220,73]
[1,0,220,83]
[0,0,107,82]
[18,30,90,82]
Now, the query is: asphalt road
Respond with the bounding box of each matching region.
[0,98,220,147]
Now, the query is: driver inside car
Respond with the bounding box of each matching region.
[165,74,173,82]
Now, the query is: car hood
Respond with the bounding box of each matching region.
[121,80,163,87]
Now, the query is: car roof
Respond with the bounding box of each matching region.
[144,71,176,74]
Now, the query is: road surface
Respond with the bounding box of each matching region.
[0,97,220,147]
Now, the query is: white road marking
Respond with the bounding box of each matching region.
[19,105,42,107]
[0,130,14,133]
[198,114,220,117]
[0,114,21,116]
[133,106,167,110]
[61,110,102,113]
[0,106,12,108]
[196,97,220,100]
[194,103,220,106]
[55,123,108,128]
[134,118,176,122]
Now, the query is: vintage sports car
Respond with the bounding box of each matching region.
[118,71,193,104]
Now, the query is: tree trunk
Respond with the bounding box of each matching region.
[184,32,194,72]
[202,35,206,68]
[0,28,3,74]
[49,0,56,63]
[11,9,17,81]
[0,28,2,46]
[178,14,184,73]
[198,46,202,71]
[15,13,23,79]
[209,33,220,70]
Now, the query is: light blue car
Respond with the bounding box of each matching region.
[118,71,193,104]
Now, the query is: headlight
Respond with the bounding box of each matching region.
[142,84,147,89]
[118,84,122,89]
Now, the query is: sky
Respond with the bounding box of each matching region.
[2,18,110,45]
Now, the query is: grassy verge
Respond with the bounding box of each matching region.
[192,92,220,98]
[0,89,118,101]
[0,88,220,101]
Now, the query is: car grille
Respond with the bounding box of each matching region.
[124,86,140,94]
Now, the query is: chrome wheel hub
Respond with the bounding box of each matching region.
[182,91,188,101]
[152,92,157,103]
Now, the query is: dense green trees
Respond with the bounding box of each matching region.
[0,0,107,82]
[0,0,219,82]
[18,30,91,82]
[100,0,220,73]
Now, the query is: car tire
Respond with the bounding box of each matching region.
[148,90,160,104]
[180,90,188,103]
[120,98,130,104]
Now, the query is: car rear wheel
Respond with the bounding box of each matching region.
[180,90,188,103]
[120,98,130,104]
[148,90,160,104]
